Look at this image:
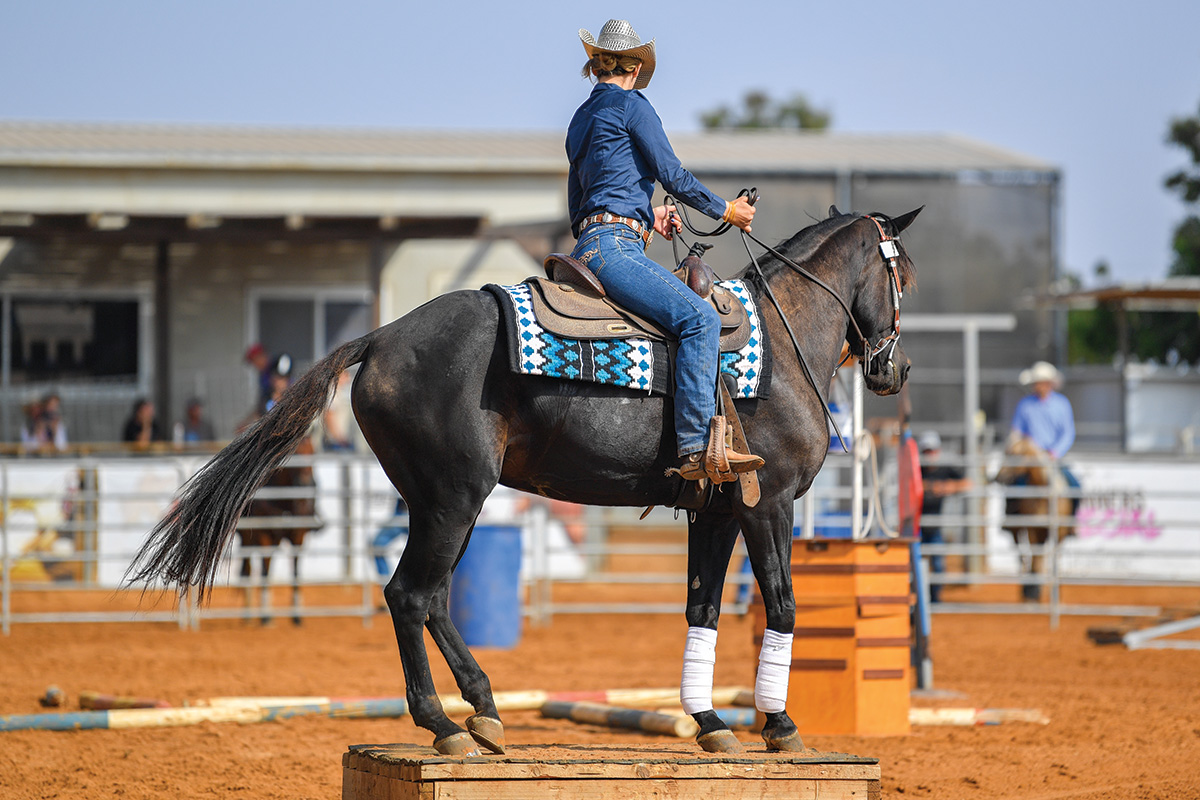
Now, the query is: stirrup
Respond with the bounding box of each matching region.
[665,418,763,484]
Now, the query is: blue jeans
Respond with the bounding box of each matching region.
[571,223,720,455]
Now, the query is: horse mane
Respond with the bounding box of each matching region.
[771,212,861,266]
[763,211,918,290]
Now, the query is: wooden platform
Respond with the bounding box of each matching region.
[342,742,880,799]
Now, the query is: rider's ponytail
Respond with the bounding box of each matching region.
[581,53,641,82]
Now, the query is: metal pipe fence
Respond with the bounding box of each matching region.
[3,450,1198,634]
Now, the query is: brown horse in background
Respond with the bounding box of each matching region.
[237,436,321,624]
[994,436,1075,602]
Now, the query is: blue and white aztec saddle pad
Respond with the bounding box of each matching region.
[485,278,770,399]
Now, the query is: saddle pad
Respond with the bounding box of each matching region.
[486,279,769,399]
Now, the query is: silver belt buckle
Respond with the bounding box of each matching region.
[601,212,614,224]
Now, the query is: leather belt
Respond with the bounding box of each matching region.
[581,212,653,245]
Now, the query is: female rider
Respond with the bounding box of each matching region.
[568,19,762,483]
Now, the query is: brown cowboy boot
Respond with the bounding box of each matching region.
[668,417,765,483]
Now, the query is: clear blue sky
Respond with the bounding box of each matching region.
[4,0,1198,285]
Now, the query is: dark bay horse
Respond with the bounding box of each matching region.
[128,206,921,756]
[994,435,1075,602]
[237,436,321,624]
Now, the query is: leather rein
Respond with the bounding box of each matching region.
[667,191,907,451]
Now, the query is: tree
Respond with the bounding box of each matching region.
[700,90,831,131]
[1068,105,1200,365]
[1165,111,1200,207]
[1150,105,1200,362]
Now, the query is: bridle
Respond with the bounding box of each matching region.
[861,215,905,369]
[668,192,909,449]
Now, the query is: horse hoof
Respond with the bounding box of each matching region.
[697,729,744,754]
[466,714,506,754]
[763,729,806,752]
[433,732,481,757]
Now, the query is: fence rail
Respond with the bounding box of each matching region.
[3,449,1199,634]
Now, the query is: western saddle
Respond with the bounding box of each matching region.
[536,245,762,507]
[536,246,752,349]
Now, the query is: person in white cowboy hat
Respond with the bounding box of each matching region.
[1010,360,1081,520]
[1012,361,1075,460]
[566,19,760,483]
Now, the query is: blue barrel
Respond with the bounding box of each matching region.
[449,525,522,648]
[793,510,855,538]
[813,510,853,538]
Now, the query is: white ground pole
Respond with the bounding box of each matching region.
[1123,616,1200,651]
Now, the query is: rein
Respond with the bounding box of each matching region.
[666,192,906,451]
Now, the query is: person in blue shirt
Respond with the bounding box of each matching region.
[1011,361,1075,458]
[1009,360,1080,510]
[567,19,761,483]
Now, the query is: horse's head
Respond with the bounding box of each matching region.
[841,206,922,396]
[995,433,1053,486]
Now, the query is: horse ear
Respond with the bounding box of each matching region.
[891,206,924,233]
[828,205,841,217]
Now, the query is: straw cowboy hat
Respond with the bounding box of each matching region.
[579,19,656,90]
[1019,361,1063,386]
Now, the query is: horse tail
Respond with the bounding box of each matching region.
[125,333,374,600]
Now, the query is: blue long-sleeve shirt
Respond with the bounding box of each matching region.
[1011,391,1075,458]
[566,83,726,238]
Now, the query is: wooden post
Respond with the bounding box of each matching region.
[154,240,172,429]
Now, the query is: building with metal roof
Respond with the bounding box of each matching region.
[0,121,1060,446]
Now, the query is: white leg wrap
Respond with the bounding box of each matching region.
[679,626,718,715]
[755,629,794,714]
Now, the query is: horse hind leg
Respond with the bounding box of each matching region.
[290,546,302,626]
[258,553,274,625]
[239,552,254,622]
[425,568,505,753]
[1027,531,1048,603]
[382,499,496,756]
[237,542,273,626]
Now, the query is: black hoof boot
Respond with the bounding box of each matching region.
[762,711,805,752]
[692,710,744,753]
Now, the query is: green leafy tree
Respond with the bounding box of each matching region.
[1068,103,1200,364]
[1149,106,1200,362]
[1165,111,1200,206]
[700,90,831,131]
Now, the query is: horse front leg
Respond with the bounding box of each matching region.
[683,512,742,753]
[425,569,504,753]
[1027,529,1048,603]
[739,501,805,752]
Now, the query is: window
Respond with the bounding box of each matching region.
[4,294,147,385]
[248,287,372,373]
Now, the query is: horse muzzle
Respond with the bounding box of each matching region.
[863,353,910,396]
